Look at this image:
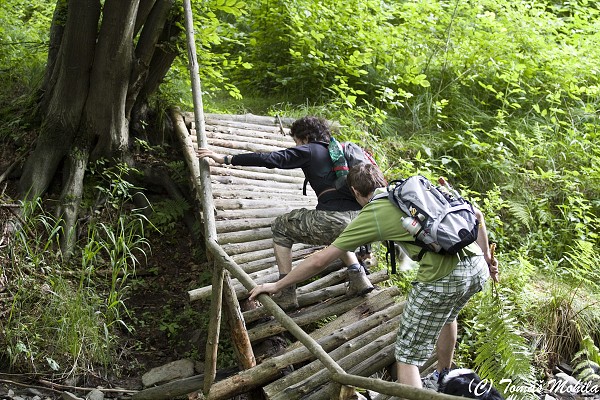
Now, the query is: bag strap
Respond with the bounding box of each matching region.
[385,240,397,275]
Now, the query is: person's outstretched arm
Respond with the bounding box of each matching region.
[249,245,345,300]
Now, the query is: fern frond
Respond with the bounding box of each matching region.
[563,240,600,292]
[471,284,537,400]
[507,200,532,229]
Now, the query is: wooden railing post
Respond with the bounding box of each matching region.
[180,1,255,392]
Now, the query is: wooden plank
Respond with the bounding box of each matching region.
[215,218,275,233]
[214,198,313,211]
[204,130,294,148]
[264,315,400,399]
[196,299,405,400]
[221,238,274,256]
[209,165,305,184]
[215,207,305,221]
[306,346,397,399]
[247,286,392,342]
[244,273,395,325]
[217,227,272,244]
[212,188,312,201]
[283,280,398,353]
[211,175,304,192]
[188,255,341,303]
[184,111,294,128]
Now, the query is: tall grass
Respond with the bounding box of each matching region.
[2,175,150,376]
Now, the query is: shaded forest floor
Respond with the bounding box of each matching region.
[0,138,221,396]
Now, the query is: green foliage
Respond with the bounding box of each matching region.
[3,178,151,375]
[3,0,600,384]
[149,197,191,232]
[460,284,537,400]
[0,0,54,88]
[572,335,600,383]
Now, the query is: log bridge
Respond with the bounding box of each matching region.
[132,112,457,400]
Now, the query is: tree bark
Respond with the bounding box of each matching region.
[18,0,184,255]
[20,0,101,199]
[126,0,174,118]
[40,0,67,96]
[85,0,140,160]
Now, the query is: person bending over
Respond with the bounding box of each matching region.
[197,116,373,310]
[249,163,499,388]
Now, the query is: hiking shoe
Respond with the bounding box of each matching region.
[272,284,298,311]
[346,267,374,297]
[422,370,440,391]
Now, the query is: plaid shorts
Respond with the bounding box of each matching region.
[395,255,489,366]
[271,208,359,248]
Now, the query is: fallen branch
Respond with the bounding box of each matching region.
[37,378,138,395]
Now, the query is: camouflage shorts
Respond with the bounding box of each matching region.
[271,208,360,248]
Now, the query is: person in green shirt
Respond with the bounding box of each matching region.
[249,162,499,390]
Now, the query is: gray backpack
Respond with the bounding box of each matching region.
[376,175,479,264]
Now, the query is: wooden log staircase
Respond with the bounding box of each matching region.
[132,112,451,400]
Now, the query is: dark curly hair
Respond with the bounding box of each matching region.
[290,116,331,143]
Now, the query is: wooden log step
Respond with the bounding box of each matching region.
[310,346,399,400]
[215,217,275,233]
[247,285,394,343]
[209,166,304,185]
[203,137,286,154]
[284,284,400,353]
[214,198,313,211]
[204,120,291,135]
[304,343,396,400]
[211,187,315,205]
[236,246,324,274]
[230,243,314,266]
[221,238,274,256]
[203,130,294,148]
[195,130,294,150]
[214,207,306,220]
[188,252,335,303]
[243,270,390,325]
[264,296,404,399]
[208,160,307,179]
[211,175,304,192]
[270,333,395,400]
[212,188,313,203]
[192,299,405,400]
[204,115,292,130]
[217,227,272,245]
[202,121,289,139]
[185,111,294,130]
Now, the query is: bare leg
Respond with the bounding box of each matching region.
[272,243,298,310]
[396,362,422,388]
[436,320,457,372]
[339,250,359,266]
[273,243,293,274]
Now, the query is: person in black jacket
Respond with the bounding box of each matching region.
[197,116,373,310]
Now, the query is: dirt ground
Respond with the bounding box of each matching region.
[0,139,225,396]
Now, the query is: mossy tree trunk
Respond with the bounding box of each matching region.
[18,0,179,255]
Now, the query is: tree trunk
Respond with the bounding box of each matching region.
[20,0,101,200]
[85,0,139,160]
[18,0,182,255]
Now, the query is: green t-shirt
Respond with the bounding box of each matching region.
[332,189,482,282]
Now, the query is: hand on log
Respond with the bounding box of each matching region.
[197,147,227,164]
[249,282,280,300]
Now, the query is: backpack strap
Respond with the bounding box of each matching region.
[386,240,397,274]
[374,189,430,266]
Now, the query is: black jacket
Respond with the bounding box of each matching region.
[231,142,361,211]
